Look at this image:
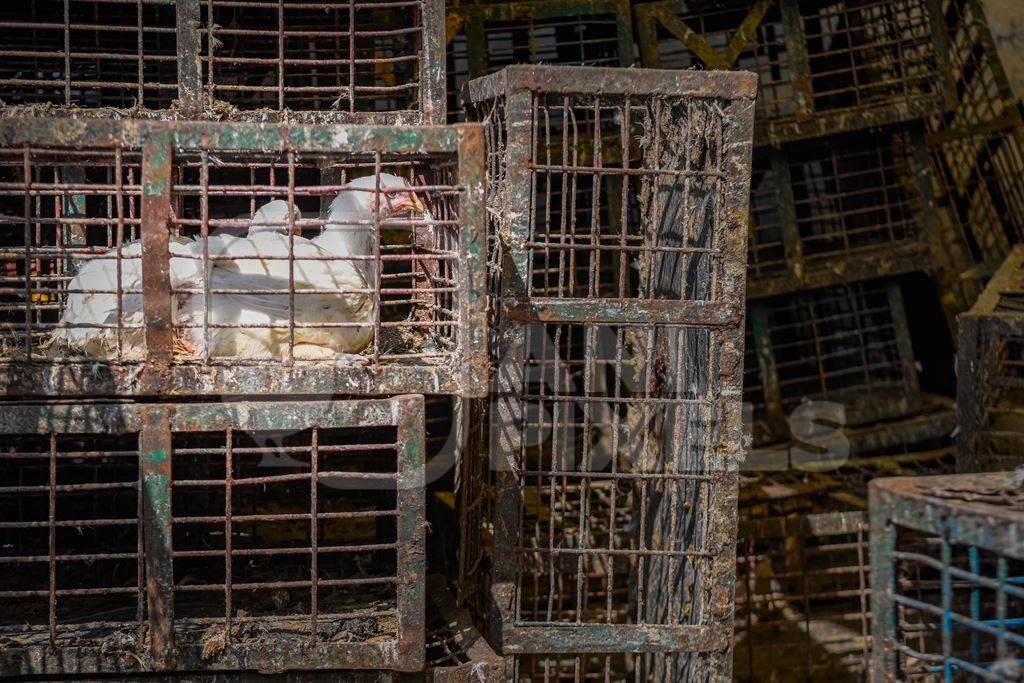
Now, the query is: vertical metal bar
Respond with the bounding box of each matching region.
[968,545,980,663]
[348,0,356,113]
[394,395,425,672]
[200,150,211,363]
[926,0,956,110]
[855,524,870,675]
[22,147,33,363]
[285,149,297,365]
[940,534,952,681]
[278,0,286,111]
[141,405,176,671]
[419,0,446,123]
[457,124,487,396]
[48,432,57,648]
[886,281,921,410]
[749,302,786,440]
[176,0,203,117]
[115,147,126,361]
[309,425,319,640]
[224,425,233,647]
[464,15,487,81]
[140,131,175,391]
[869,484,897,679]
[611,0,634,67]
[779,0,813,121]
[768,147,803,282]
[997,556,1008,662]
[136,0,144,105]
[137,429,146,645]
[372,153,383,367]
[63,0,71,104]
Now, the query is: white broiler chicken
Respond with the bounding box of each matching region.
[49,231,203,360]
[197,173,425,360]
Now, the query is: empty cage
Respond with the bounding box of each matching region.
[870,472,1024,680]
[0,0,445,123]
[746,126,935,295]
[0,118,486,399]
[463,66,756,676]
[0,397,425,675]
[745,278,922,445]
[445,0,633,122]
[958,246,1024,472]
[737,404,955,680]
[634,0,953,144]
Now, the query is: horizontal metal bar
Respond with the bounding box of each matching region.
[501,623,725,654]
[506,298,741,325]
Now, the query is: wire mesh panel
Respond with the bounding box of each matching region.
[746,127,935,297]
[0,0,180,110]
[745,278,921,444]
[737,410,955,681]
[0,404,146,676]
[870,472,1024,680]
[0,397,425,675]
[635,0,952,144]
[0,0,444,123]
[958,246,1024,472]
[0,118,486,398]
[463,66,756,674]
[198,0,445,123]
[444,0,633,123]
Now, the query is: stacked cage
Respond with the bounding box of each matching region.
[958,246,1024,473]
[869,472,1024,679]
[461,65,756,680]
[0,1,498,678]
[626,0,984,678]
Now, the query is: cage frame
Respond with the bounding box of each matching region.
[634,0,956,146]
[746,125,943,299]
[445,0,634,81]
[463,65,757,660]
[0,116,487,399]
[746,278,923,445]
[957,245,1024,473]
[869,471,1024,679]
[0,395,426,675]
[0,0,446,124]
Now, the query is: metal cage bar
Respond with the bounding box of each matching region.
[444,0,634,123]
[634,0,953,145]
[870,472,1024,680]
[0,396,426,676]
[0,0,445,123]
[462,66,756,671]
[0,117,487,398]
[957,246,1024,472]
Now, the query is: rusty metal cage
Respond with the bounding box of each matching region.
[424,575,508,682]
[461,66,755,674]
[736,404,955,681]
[745,278,922,446]
[926,0,1024,272]
[0,396,425,675]
[957,246,1024,473]
[870,472,1024,680]
[747,125,937,295]
[635,0,954,145]
[0,0,445,123]
[0,118,486,399]
[444,0,633,123]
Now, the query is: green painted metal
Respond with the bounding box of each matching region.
[0,397,427,676]
[0,117,488,399]
[463,66,756,673]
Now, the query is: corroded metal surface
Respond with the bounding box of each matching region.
[870,471,1024,679]
[462,65,756,677]
[634,0,952,146]
[0,0,445,124]
[0,397,426,676]
[957,246,1024,472]
[0,117,487,399]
